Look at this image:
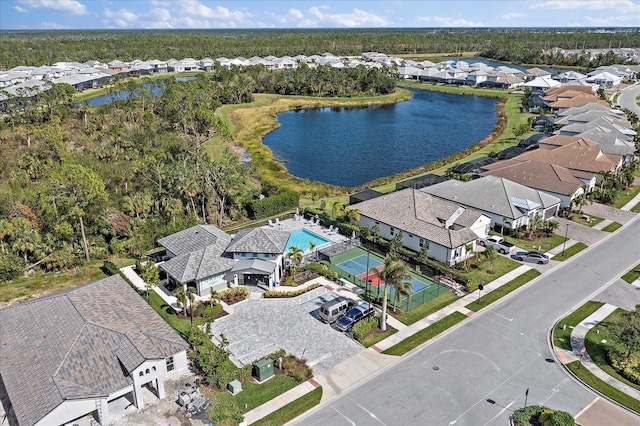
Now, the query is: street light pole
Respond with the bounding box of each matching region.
[562,223,570,256]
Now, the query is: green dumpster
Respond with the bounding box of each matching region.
[253,359,274,383]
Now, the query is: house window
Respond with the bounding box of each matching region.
[139,371,144,377]
[166,356,174,372]
[146,369,150,374]
[241,252,246,258]
[419,238,425,247]
[264,254,270,258]
[390,227,395,236]
[252,253,258,258]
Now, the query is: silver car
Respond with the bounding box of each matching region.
[510,251,549,264]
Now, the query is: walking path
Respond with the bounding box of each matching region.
[621,190,640,212]
[561,304,640,402]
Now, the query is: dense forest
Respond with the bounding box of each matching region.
[1,28,639,69]
[0,65,396,280]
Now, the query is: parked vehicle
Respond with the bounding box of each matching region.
[510,251,549,264]
[319,298,357,324]
[478,236,516,254]
[335,303,376,332]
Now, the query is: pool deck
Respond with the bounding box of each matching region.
[265,217,351,245]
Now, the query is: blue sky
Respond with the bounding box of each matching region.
[0,1,639,30]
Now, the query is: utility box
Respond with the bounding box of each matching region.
[227,380,242,395]
[253,359,274,383]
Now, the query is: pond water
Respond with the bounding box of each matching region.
[262,89,498,187]
[78,76,195,107]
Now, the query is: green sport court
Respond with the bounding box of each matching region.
[326,247,449,311]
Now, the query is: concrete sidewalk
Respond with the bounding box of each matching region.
[567,303,640,401]
[621,190,640,212]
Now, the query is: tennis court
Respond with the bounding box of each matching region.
[328,248,450,311]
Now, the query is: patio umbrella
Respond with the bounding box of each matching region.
[352,230,356,239]
[296,207,300,215]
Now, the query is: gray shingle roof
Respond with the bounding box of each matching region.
[224,228,290,255]
[159,240,236,284]
[422,176,561,219]
[0,275,188,426]
[157,224,231,256]
[352,188,483,248]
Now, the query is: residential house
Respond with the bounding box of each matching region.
[552,71,588,84]
[222,227,289,288]
[466,69,489,86]
[524,67,552,80]
[157,225,235,296]
[200,58,214,71]
[556,116,635,139]
[168,58,199,72]
[480,160,585,208]
[523,75,561,91]
[352,188,492,266]
[577,127,636,164]
[422,176,562,230]
[481,72,524,89]
[586,71,622,88]
[0,275,189,426]
[107,60,129,72]
[148,59,168,73]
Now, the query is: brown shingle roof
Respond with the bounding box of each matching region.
[480,160,583,196]
[516,140,620,174]
[0,275,188,426]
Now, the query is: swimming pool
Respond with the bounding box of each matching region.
[285,229,330,254]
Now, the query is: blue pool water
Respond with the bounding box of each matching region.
[285,229,330,254]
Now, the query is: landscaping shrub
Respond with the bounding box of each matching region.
[101,260,120,276]
[281,355,313,382]
[298,262,338,280]
[208,397,243,426]
[512,405,545,426]
[513,405,575,426]
[282,276,297,287]
[219,286,250,304]
[353,316,379,341]
[247,189,300,219]
[608,347,640,385]
[264,283,321,298]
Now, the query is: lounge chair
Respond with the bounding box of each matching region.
[326,225,334,234]
[268,219,275,227]
[275,218,281,225]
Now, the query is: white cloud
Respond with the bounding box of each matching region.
[103,7,173,29]
[13,6,28,13]
[17,0,87,15]
[501,13,524,19]
[177,0,250,22]
[584,14,639,25]
[306,6,388,27]
[150,0,171,6]
[289,8,304,20]
[531,0,639,13]
[418,16,483,27]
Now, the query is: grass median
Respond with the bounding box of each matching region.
[252,386,323,426]
[602,222,623,232]
[567,361,640,414]
[382,312,467,356]
[622,263,640,284]
[552,300,604,351]
[552,242,588,262]
[391,291,459,326]
[465,269,540,312]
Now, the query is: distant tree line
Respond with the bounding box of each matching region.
[1,29,639,69]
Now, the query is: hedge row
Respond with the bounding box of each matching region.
[264,283,321,298]
[248,189,300,219]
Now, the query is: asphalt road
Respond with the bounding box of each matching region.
[618,84,640,115]
[296,216,640,426]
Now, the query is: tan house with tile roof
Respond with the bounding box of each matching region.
[352,188,491,266]
[0,275,189,426]
[480,160,585,208]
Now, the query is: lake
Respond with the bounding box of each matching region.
[78,76,195,107]
[262,89,498,187]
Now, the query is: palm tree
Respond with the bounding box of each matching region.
[175,286,197,326]
[343,207,361,225]
[330,200,342,219]
[370,255,412,331]
[286,246,304,274]
[308,241,317,261]
[483,245,497,274]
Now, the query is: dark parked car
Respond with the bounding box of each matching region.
[510,251,549,264]
[335,303,376,332]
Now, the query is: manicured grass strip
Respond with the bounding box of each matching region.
[570,213,604,227]
[631,202,640,213]
[216,375,299,414]
[147,291,194,336]
[466,269,540,312]
[553,301,604,351]
[612,185,640,209]
[552,242,588,262]
[622,263,640,284]
[567,361,640,415]
[360,327,398,348]
[602,222,623,233]
[392,291,459,326]
[382,312,467,356]
[253,386,323,426]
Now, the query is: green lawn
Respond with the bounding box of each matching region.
[567,361,640,414]
[458,255,521,286]
[382,312,467,356]
[570,213,604,227]
[552,301,604,351]
[391,291,459,326]
[612,185,640,209]
[503,234,565,253]
[253,386,323,426]
[585,309,640,393]
[360,327,398,348]
[214,375,299,414]
[622,263,640,284]
[631,202,640,213]
[602,222,623,232]
[552,242,588,262]
[466,269,540,312]
[146,290,200,336]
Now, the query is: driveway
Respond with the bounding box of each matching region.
[579,202,637,225]
[593,279,640,312]
[617,83,640,115]
[553,217,608,246]
[210,295,363,375]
